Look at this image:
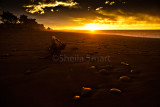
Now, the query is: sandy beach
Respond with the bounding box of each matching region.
[0,31,160,107]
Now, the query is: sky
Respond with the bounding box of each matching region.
[0,0,160,30]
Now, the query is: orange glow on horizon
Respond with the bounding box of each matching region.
[48,16,160,30]
[49,23,160,30]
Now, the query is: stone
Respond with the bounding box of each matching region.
[49,36,66,56]
[121,62,130,66]
[81,87,93,97]
[120,76,131,81]
[73,95,80,102]
[130,69,134,73]
[90,66,96,69]
[130,69,139,74]
[110,88,122,94]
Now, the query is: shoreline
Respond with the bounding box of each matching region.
[51,30,160,39]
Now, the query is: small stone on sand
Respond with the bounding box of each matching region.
[110,88,122,94]
[120,76,131,81]
[130,69,134,73]
[90,66,96,69]
[130,69,139,74]
[73,95,80,102]
[121,62,130,66]
[81,87,93,97]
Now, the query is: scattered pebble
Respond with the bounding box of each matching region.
[121,62,130,66]
[90,66,96,69]
[24,70,32,75]
[110,88,122,94]
[130,69,139,74]
[130,69,134,73]
[73,95,80,102]
[81,87,93,97]
[120,76,131,82]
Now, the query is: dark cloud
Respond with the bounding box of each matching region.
[1,0,159,13]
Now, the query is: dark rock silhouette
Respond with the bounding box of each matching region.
[49,36,66,57]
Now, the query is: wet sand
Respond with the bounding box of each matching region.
[0,31,160,107]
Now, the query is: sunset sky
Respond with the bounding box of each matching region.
[0,0,160,30]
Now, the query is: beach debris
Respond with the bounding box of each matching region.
[0,53,10,59]
[24,70,32,75]
[81,87,93,97]
[120,76,131,82]
[98,69,111,74]
[90,66,96,69]
[110,88,122,94]
[73,95,80,102]
[49,36,66,56]
[121,62,130,66]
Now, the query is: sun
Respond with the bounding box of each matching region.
[84,23,102,31]
[87,26,98,31]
